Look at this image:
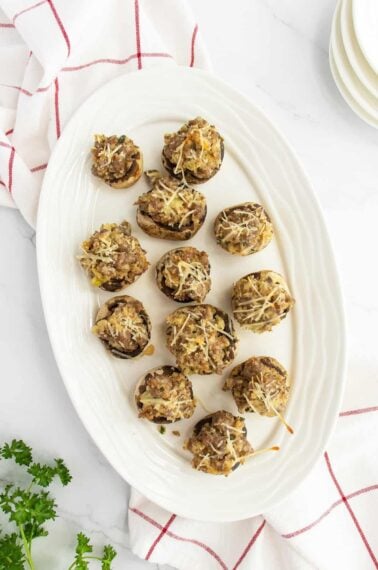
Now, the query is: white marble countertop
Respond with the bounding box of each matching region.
[1,0,377,568]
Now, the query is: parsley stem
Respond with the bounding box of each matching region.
[19,524,36,570]
[67,555,103,569]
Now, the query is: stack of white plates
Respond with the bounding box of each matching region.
[330,0,378,128]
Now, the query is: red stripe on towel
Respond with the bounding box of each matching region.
[46,0,70,56]
[130,507,227,569]
[190,24,198,67]
[325,452,378,567]
[146,514,176,560]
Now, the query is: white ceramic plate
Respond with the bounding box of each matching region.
[341,0,378,96]
[352,0,378,73]
[331,0,378,121]
[330,47,378,128]
[37,66,346,521]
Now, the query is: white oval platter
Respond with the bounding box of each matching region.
[37,66,346,521]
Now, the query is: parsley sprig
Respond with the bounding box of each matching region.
[0,440,117,570]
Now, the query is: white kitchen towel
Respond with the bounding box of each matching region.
[129,402,378,570]
[0,0,209,227]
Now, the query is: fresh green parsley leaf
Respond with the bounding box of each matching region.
[0,440,33,466]
[101,545,117,569]
[0,486,56,541]
[0,533,24,570]
[75,533,93,556]
[0,440,117,569]
[54,458,72,486]
[27,458,72,488]
[70,533,93,569]
[27,463,56,487]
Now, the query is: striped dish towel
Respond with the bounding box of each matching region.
[0,0,209,227]
[1,2,377,569]
[130,401,378,569]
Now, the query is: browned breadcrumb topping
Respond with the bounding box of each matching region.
[232,271,294,333]
[92,295,151,359]
[224,357,290,416]
[136,171,206,239]
[135,366,195,423]
[156,247,211,303]
[78,221,148,291]
[214,202,274,256]
[91,134,142,185]
[162,117,223,183]
[184,411,253,475]
[166,304,238,375]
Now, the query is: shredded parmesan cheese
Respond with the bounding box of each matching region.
[224,357,293,433]
[163,117,223,183]
[184,411,253,475]
[232,271,294,333]
[136,366,195,423]
[166,305,237,375]
[157,248,211,303]
[214,203,274,256]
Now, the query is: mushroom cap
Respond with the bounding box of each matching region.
[165,304,238,375]
[134,365,195,424]
[136,172,207,240]
[136,206,206,241]
[155,247,211,303]
[161,140,224,184]
[91,134,143,189]
[94,295,151,359]
[224,356,290,416]
[109,154,143,189]
[185,410,252,475]
[232,270,294,333]
[213,201,274,256]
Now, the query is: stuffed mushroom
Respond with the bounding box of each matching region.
[135,170,207,240]
[91,134,143,188]
[78,221,148,291]
[166,304,238,375]
[156,247,211,303]
[135,365,196,423]
[184,410,253,475]
[224,356,292,432]
[162,117,224,184]
[232,271,294,333]
[214,202,274,255]
[92,295,151,359]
